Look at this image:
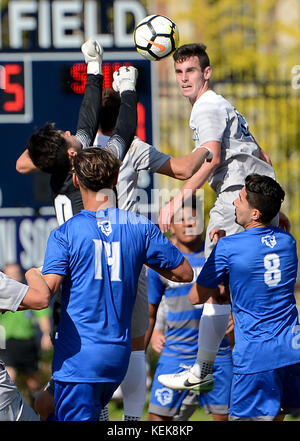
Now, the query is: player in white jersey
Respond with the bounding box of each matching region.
[0,268,50,421]
[94,88,214,421]
[158,43,290,392]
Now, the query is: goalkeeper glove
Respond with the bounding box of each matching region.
[112,66,138,94]
[81,38,103,75]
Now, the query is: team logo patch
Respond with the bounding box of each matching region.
[155,387,173,406]
[261,234,277,248]
[97,220,112,236]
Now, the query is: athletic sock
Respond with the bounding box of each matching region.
[121,350,146,419]
[191,303,231,378]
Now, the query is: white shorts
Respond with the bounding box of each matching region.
[131,266,149,339]
[205,186,279,258]
[205,186,244,258]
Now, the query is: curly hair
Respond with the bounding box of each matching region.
[245,174,285,224]
[27,123,70,173]
[173,43,210,71]
[73,147,121,192]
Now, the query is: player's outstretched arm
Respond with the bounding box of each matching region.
[75,38,104,149]
[158,141,221,232]
[18,268,50,310]
[157,146,213,180]
[106,66,138,161]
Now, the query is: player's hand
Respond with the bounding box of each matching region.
[278,211,291,232]
[81,38,103,75]
[150,329,166,354]
[209,227,226,244]
[112,66,138,93]
[158,202,174,233]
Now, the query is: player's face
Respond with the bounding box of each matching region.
[172,207,203,246]
[234,187,253,227]
[174,56,211,104]
[61,131,82,153]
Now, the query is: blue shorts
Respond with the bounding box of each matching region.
[149,354,232,418]
[54,380,119,421]
[230,362,300,420]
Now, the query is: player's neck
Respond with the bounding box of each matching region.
[176,239,203,254]
[244,220,269,230]
[81,188,116,212]
[190,83,211,105]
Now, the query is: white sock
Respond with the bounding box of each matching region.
[121,350,146,419]
[191,303,231,378]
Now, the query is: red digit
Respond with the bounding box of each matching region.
[70,63,87,94]
[4,64,24,112]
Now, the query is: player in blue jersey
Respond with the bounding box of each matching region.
[147,196,233,421]
[39,147,193,421]
[161,174,300,420]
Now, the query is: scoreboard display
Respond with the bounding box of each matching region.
[0,52,154,208]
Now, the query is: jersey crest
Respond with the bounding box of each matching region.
[261,234,277,248]
[97,220,112,237]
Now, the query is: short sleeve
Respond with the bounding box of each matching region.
[145,223,183,270]
[191,101,227,147]
[129,138,170,172]
[147,268,165,305]
[42,228,69,276]
[196,239,229,288]
[0,272,28,312]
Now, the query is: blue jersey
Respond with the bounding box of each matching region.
[148,243,231,360]
[42,208,183,384]
[197,225,300,374]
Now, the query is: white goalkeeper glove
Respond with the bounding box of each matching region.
[81,38,103,75]
[112,66,138,94]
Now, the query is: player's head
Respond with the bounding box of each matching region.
[27,123,81,173]
[173,44,212,104]
[73,147,121,192]
[173,43,210,71]
[234,174,285,227]
[99,88,121,135]
[170,195,204,247]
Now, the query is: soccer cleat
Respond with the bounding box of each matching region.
[158,370,214,393]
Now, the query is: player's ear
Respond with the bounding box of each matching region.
[203,66,212,80]
[252,208,261,221]
[67,147,77,159]
[73,173,80,189]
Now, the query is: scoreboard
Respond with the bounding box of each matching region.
[0,51,155,209]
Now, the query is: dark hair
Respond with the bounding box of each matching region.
[99,88,121,134]
[245,174,285,224]
[73,147,121,192]
[173,43,210,71]
[27,123,70,173]
[173,194,200,220]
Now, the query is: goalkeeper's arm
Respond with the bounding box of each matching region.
[106,66,138,161]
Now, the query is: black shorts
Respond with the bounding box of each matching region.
[0,338,39,374]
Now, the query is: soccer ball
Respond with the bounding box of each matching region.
[134,14,179,61]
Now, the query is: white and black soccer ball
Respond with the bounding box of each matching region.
[134,14,179,61]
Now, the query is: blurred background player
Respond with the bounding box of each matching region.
[16,38,139,421]
[187,174,300,420]
[94,87,213,421]
[146,196,233,421]
[158,43,289,392]
[0,267,50,421]
[0,263,52,408]
[39,147,193,421]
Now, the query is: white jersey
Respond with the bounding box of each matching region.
[190,90,275,193]
[0,272,28,410]
[94,135,170,212]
